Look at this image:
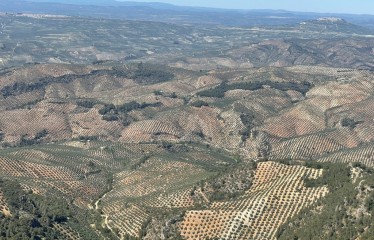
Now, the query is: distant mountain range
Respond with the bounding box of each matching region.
[1,0,374,29]
[27,0,178,8]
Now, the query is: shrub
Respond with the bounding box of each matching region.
[131,62,174,84]
[98,104,116,115]
[154,90,163,96]
[341,117,357,129]
[78,136,98,141]
[169,92,177,98]
[196,80,313,98]
[77,100,96,108]
[102,114,119,121]
[19,129,48,146]
[239,113,256,141]
[0,132,5,142]
[190,100,209,107]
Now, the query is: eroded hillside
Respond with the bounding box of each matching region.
[0,11,374,240]
[0,61,373,239]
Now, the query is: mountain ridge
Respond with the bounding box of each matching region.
[1,0,374,28]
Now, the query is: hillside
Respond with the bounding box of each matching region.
[0,9,373,240]
[0,61,373,239]
[0,14,373,69]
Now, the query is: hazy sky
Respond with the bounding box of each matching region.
[119,0,374,14]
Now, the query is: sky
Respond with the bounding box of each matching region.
[119,0,374,14]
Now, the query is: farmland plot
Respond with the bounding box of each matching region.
[180,161,328,240]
